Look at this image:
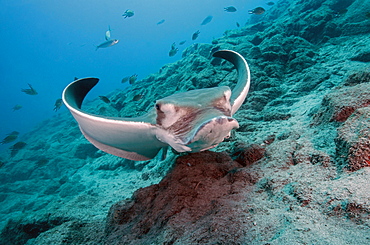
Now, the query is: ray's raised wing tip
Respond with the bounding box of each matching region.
[62,77,101,109]
[63,77,100,97]
[212,49,243,59]
[66,77,100,92]
[210,50,250,116]
[73,77,100,83]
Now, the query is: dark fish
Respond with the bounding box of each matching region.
[99,107,107,114]
[11,141,26,149]
[133,94,143,101]
[7,131,19,136]
[21,83,38,95]
[266,2,275,6]
[12,104,22,111]
[122,9,134,18]
[129,74,138,85]
[335,9,348,17]
[224,6,237,12]
[121,76,130,83]
[74,77,79,81]
[335,9,348,16]
[99,96,111,103]
[10,141,27,157]
[53,98,63,111]
[192,30,200,40]
[210,46,221,55]
[179,40,186,45]
[35,158,49,166]
[1,134,18,144]
[249,7,265,15]
[157,19,165,25]
[236,22,240,27]
[168,42,178,57]
[201,16,213,25]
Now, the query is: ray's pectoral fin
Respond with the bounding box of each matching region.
[62,78,167,161]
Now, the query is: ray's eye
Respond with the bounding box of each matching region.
[155,104,161,111]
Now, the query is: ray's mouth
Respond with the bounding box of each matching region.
[185,116,239,152]
[188,116,236,143]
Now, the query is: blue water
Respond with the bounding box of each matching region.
[0,0,267,151]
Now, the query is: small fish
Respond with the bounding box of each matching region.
[168,42,178,57]
[105,26,111,40]
[179,40,186,45]
[129,74,138,84]
[122,9,134,18]
[224,6,237,12]
[133,94,143,101]
[7,131,19,136]
[35,158,49,166]
[201,15,213,25]
[249,7,265,15]
[11,141,26,149]
[121,76,130,83]
[157,19,165,25]
[1,134,18,144]
[236,22,240,27]
[266,2,275,6]
[99,107,107,114]
[210,46,221,55]
[10,141,27,157]
[53,98,63,111]
[99,96,111,103]
[12,104,22,111]
[335,9,348,17]
[192,30,200,40]
[21,83,38,95]
[74,77,79,81]
[96,39,119,50]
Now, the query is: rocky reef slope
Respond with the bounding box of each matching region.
[0,0,370,244]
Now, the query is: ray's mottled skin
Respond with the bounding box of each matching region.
[62,50,250,161]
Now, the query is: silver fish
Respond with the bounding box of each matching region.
[96,39,119,50]
[105,26,111,40]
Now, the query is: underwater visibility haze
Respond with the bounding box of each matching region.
[0,0,258,151]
